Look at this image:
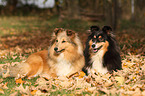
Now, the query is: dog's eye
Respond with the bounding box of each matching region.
[99,38,104,41]
[92,39,95,42]
[56,40,58,42]
[62,41,66,43]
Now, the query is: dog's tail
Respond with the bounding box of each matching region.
[0,62,30,78]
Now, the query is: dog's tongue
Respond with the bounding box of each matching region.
[93,49,98,53]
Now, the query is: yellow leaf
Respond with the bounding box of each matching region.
[133,77,136,79]
[15,78,25,84]
[135,71,139,74]
[115,76,125,85]
[0,89,4,94]
[31,90,37,95]
[78,71,86,79]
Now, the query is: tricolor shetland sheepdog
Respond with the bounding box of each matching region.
[83,26,122,75]
[1,28,85,79]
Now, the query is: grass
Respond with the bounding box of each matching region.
[0,15,144,95]
[0,15,98,36]
[119,19,145,38]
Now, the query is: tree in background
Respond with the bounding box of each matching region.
[5,0,18,14]
[0,0,144,29]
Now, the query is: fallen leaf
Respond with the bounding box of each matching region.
[86,87,96,93]
[78,71,86,79]
[35,77,48,86]
[59,80,73,88]
[15,78,25,84]
[2,68,10,78]
[15,84,30,95]
[31,90,37,95]
[2,82,8,89]
[10,92,18,96]
[115,76,125,85]
[0,89,4,94]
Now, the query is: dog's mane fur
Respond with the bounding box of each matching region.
[83,26,122,75]
[47,28,84,77]
[103,33,122,72]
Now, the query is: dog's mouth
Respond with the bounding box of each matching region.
[55,49,65,54]
[92,45,103,53]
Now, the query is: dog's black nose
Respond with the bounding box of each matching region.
[54,47,58,51]
[92,44,95,48]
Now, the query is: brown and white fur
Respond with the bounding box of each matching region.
[1,28,85,79]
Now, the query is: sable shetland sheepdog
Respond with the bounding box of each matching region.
[83,26,122,75]
[1,28,85,79]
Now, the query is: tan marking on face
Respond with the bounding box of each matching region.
[100,41,109,55]
[98,36,102,39]
[102,41,109,49]
[94,35,96,38]
[89,40,93,49]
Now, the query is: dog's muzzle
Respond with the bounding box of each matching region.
[91,45,103,53]
[54,47,65,53]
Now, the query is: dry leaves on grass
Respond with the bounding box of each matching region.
[0,47,145,95]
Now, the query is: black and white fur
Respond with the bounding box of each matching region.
[83,26,122,75]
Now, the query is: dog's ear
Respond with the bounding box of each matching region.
[50,28,64,44]
[53,28,64,35]
[90,26,100,32]
[102,26,112,34]
[66,30,75,38]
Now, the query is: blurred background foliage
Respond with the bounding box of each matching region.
[0,0,144,30]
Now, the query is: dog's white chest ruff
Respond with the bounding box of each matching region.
[55,54,72,76]
[90,50,108,74]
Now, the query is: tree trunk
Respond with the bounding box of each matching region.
[6,0,18,14]
[104,0,113,27]
[67,0,80,19]
[104,0,119,30]
[131,0,135,21]
[112,0,118,30]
